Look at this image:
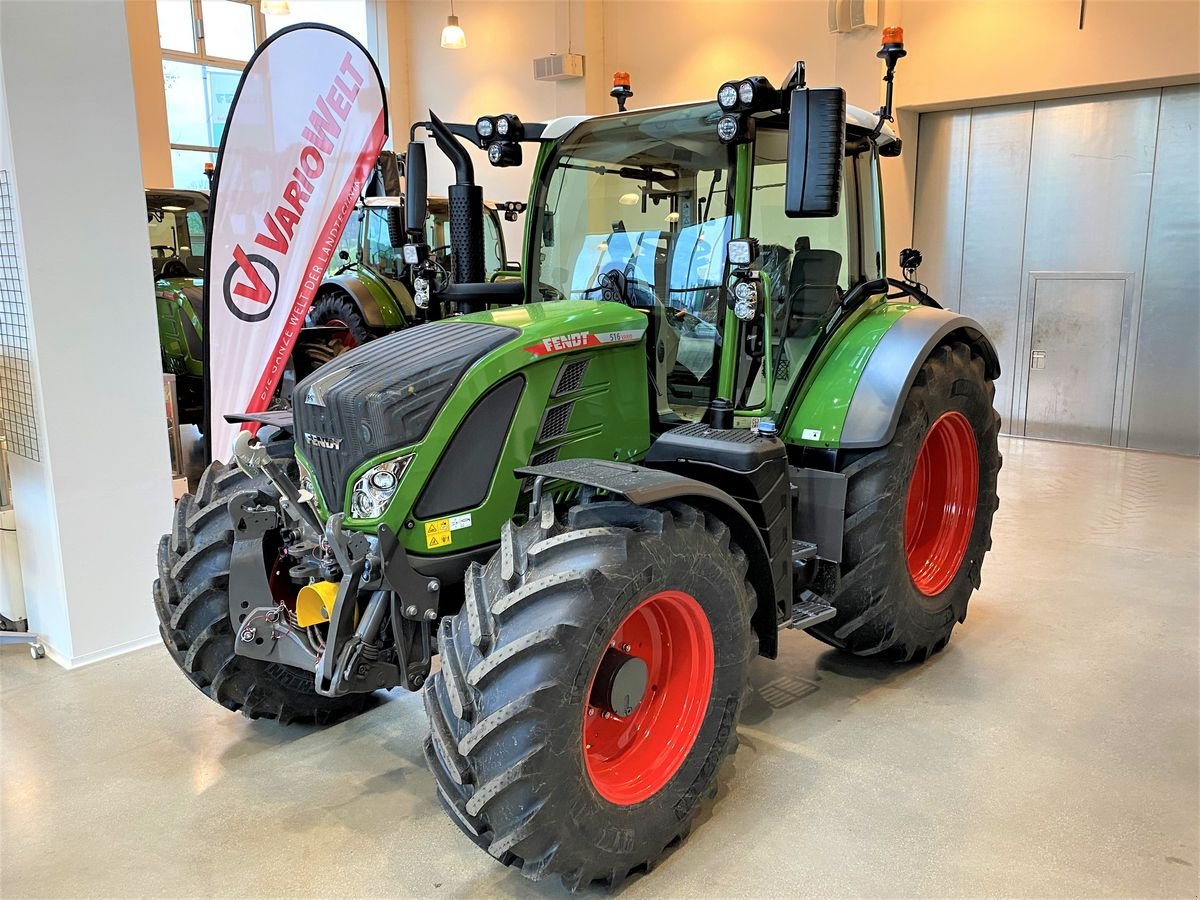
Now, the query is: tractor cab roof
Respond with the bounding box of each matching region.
[541,101,898,149]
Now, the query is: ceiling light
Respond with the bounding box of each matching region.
[441,4,466,50]
[618,192,640,206]
[161,205,185,212]
[260,0,290,14]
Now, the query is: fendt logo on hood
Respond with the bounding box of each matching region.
[221,52,366,324]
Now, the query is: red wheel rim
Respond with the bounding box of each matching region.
[583,590,714,805]
[324,319,358,349]
[904,411,979,596]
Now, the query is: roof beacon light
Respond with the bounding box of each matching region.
[611,71,633,112]
[872,25,907,139]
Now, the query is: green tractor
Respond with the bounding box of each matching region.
[309,194,516,350]
[154,33,1000,889]
[148,188,210,424]
[147,186,515,424]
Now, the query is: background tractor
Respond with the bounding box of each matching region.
[309,194,516,350]
[146,181,514,425]
[154,30,1001,890]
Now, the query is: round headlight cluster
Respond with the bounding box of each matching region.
[737,80,755,106]
[488,144,504,164]
[350,455,413,520]
[732,280,759,321]
[717,83,739,110]
[475,117,494,139]
[413,276,430,309]
[495,116,510,136]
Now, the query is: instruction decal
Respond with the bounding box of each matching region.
[424,513,473,549]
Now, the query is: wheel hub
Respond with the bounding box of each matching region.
[583,590,714,806]
[590,649,649,717]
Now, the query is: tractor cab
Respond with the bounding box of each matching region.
[524,99,894,431]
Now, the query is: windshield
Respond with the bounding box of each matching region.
[146,191,208,279]
[532,103,736,419]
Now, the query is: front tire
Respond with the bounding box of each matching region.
[307,290,371,349]
[809,340,1001,661]
[153,461,365,723]
[424,501,755,889]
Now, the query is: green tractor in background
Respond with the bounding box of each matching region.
[147,183,516,425]
[309,194,516,350]
[148,188,210,424]
[154,31,1001,889]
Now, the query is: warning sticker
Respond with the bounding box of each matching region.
[425,519,452,548]
[801,428,822,441]
[424,513,473,549]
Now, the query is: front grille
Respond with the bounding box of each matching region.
[536,401,574,442]
[292,321,516,505]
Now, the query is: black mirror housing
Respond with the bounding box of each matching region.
[404,140,428,235]
[785,87,846,218]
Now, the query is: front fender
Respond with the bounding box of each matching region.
[784,303,1000,450]
[517,458,782,658]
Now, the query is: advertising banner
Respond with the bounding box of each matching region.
[205,24,387,458]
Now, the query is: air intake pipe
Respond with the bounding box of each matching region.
[428,111,485,285]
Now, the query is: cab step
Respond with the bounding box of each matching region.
[786,591,837,631]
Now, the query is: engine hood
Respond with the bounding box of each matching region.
[292,300,647,512]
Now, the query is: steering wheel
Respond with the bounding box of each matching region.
[160,258,191,279]
[151,244,175,259]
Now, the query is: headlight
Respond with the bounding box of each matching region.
[716,115,741,143]
[734,280,757,303]
[733,280,759,321]
[727,238,759,267]
[495,116,509,136]
[717,82,739,110]
[737,80,755,106]
[413,276,430,309]
[350,455,413,519]
[488,143,503,164]
[475,117,494,139]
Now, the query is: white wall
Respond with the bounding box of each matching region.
[1,0,174,666]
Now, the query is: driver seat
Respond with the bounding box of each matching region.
[786,237,842,338]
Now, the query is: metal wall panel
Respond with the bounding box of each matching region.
[1012,90,1159,442]
[913,86,1197,455]
[1024,276,1127,445]
[912,110,969,311]
[1128,84,1200,456]
[958,104,1034,430]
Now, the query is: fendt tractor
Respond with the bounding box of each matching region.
[155,29,1001,889]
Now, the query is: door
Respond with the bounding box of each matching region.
[1023,275,1128,445]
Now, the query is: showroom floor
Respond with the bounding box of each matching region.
[1,437,1197,898]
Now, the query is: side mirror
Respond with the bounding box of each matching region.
[404,140,427,235]
[337,249,350,262]
[785,87,846,218]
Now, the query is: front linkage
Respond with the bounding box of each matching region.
[224,430,437,698]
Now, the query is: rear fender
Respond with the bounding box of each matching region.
[518,459,781,658]
[785,304,1000,450]
[320,273,408,329]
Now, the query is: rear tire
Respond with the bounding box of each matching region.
[809,341,1001,661]
[153,460,365,723]
[424,501,755,889]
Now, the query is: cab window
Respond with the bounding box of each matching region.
[747,127,854,413]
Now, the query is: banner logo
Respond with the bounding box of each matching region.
[223,248,279,322]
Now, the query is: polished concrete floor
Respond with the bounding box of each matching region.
[2,437,1197,898]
